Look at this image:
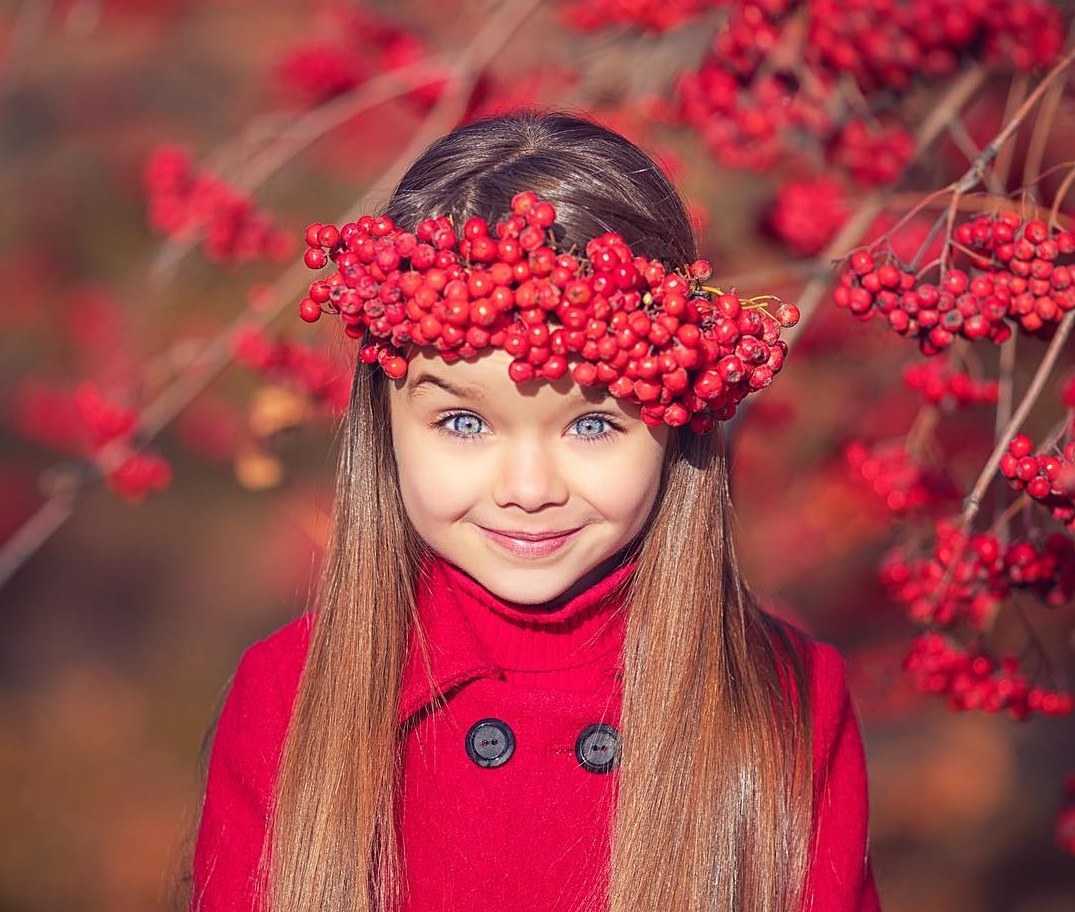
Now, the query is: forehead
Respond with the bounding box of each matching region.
[395,348,618,411]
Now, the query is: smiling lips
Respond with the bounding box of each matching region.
[478,525,582,558]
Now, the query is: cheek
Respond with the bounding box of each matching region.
[576,440,666,526]
[391,419,477,528]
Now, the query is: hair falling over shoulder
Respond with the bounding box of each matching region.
[267,111,814,912]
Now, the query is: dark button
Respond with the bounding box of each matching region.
[575,722,621,774]
[465,718,515,768]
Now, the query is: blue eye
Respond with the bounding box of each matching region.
[440,412,487,437]
[569,415,618,439]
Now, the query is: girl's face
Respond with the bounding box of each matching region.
[389,348,669,606]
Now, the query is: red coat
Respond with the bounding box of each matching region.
[192,557,882,911]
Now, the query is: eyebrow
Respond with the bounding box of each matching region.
[406,373,486,401]
[406,369,610,408]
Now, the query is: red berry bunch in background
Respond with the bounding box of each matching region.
[144,147,292,265]
[233,328,350,413]
[768,176,850,256]
[827,119,916,188]
[808,0,1062,93]
[6,382,171,503]
[834,212,1075,354]
[902,361,999,410]
[845,440,959,513]
[276,3,446,110]
[559,0,715,33]
[1000,434,1075,528]
[903,632,1073,719]
[882,522,1008,629]
[883,519,1075,628]
[674,0,1062,180]
[299,192,799,430]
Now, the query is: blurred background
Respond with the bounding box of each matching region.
[0,1,1073,910]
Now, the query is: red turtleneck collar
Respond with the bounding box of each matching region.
[398,555,633,723]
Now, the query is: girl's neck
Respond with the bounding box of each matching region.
[417,551,634,680]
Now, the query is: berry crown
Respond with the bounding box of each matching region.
[299,191,799,432]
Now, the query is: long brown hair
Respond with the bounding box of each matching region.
[268,111,813,912]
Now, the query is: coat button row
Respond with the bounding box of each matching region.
[464,718,621,773]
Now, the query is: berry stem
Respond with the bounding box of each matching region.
[987,492,1030,537]
[1048,165,1075,229]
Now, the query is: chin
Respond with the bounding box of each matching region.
[469,566,584,606]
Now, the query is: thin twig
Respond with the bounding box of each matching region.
[1048,164,1075,228]
[0,0,54,98]
[993,73,1029,191]
[714,260,827,290]
[883,188,1074,226]
[947,119,1006,195]
[0,0,544,591]
[1021,72,1066,198]
[1022,17,1075,197]
[991,330,1018,535]
[963,312,1075,524]
[952,45,1075,197]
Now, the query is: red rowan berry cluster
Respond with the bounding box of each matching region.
[903,633,1073,719]
[233,328,350,413]
[6,382,171,503]
[674,0,1062,180]
[882,520,1075,628]
[845,440,958,513]
[902,361,999,410]
[299,192,798,431]
[768,176,849,256]
[952,212,1075,338]
[882,526,1002,629]
[1000,434,1075,528]
[809,0,1062,93]
[107,451,173,503]
[277,4,444,110]
[834,212,1075,354]
[827,119,916,189]
[144,148,292,265]
[559,0,713,33]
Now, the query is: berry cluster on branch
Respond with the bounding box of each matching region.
[834,212,1075,354]
[144,148,292,265]
[276,3,444,109]
[233,328,350,413]
[845,440,958,513]
[298,192,799,430]
[883,520,1075,628]
[558,0,715,34]
[903,632,1073,718]
[7,383,171,503]
[1000,434,1075,527]
[674,0,1062,181]
[902,360,999,409]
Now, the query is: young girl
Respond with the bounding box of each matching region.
[191,111,881,912]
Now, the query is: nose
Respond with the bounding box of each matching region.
[491,436,569,512]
